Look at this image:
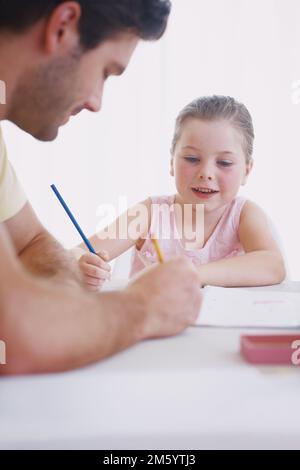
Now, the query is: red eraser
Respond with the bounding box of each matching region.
[240,335,300,365]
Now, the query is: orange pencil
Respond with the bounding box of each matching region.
[151,234,164,263]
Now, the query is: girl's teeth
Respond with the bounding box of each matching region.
[194,188,215,193]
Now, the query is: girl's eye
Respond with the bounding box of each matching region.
[217,160,233,167]
[184,156,199,164]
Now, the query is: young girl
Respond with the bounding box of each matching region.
[75,95,286,290]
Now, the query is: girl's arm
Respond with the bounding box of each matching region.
[72,198,152,289]
[197,201,286,287]
[76,198,152,260]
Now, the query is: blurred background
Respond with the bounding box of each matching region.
[2,0,300,278]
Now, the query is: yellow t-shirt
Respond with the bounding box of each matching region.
[0,126,27,222]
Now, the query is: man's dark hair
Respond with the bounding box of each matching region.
[0,0,171,49]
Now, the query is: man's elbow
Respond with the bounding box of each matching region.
[0,305,35,376]
[0,290,51,376]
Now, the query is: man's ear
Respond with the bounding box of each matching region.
[43,1,82,55]
[241,158,253,185]
[170,154,174,177]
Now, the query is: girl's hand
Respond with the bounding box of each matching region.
[79,250,111,291]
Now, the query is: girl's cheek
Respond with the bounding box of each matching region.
[177,161,196,179]
[218,169,243,190]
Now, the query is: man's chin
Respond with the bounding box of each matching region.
[35,128,59,142]
[12,117,60,142]
[32,123,61,142]
[19,122,60,142]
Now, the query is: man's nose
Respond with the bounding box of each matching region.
[84,89,103,113]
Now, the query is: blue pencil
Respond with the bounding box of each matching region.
[50,184,96,254]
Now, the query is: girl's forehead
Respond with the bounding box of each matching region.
[178,118,244,151]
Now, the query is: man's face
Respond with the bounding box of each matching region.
[7,31,139,141]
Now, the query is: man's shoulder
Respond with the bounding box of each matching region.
[0,124,27,222]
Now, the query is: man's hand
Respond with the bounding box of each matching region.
[0,222,202,375]
[126,257,202,339]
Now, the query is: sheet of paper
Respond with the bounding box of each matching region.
[196,286,300,328]
[102,279,128,291]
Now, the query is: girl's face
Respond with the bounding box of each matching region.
[170,118,252,213]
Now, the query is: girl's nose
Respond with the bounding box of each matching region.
[199,174,213,181]
[198,167,213,181]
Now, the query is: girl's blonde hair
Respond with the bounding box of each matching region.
[171,95,254,163]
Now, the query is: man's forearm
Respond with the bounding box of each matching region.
[0,224,145,375]
[0,221,203,376]
[19,231,83,284]
[1,274,145,375]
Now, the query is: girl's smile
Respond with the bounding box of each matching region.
[191,186,219,199]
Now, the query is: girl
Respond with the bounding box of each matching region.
[75,95,286,289]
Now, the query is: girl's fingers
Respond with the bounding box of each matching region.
[86,282,104,292]
[84,275,106,287]
[98,259,111,272]
[83,264,111,280]
[98,250,110,262]
[79,253,111,272]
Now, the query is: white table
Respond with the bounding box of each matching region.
[1,282,300,450]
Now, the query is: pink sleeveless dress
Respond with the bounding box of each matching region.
[129,195,247,278]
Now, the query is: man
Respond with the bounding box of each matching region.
[0,0,202,375]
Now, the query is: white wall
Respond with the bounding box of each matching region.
[3,0,300,278]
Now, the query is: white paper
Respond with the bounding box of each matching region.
[196,286,300,328]
[101,279,128,291]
